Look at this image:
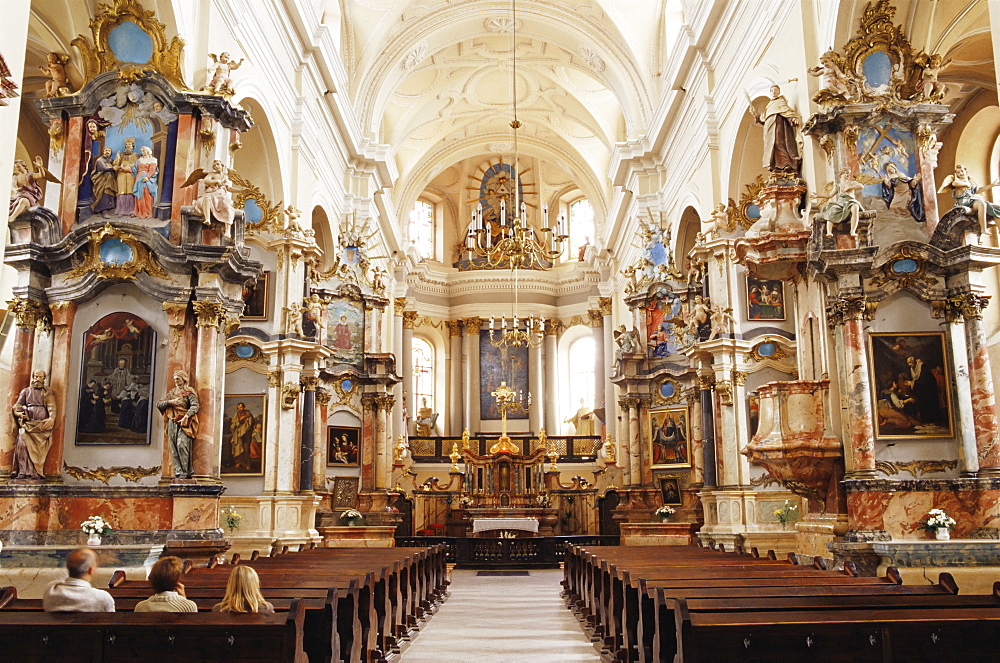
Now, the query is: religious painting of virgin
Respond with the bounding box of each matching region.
[327,426,360,466]
[645,289,683,358]
[76,313,155,445]
[648,407,690,468]
[241,272,269,320]
[746,277,785,321]
[221,395,265,475]
[868,332,953,439]
[479,331,529,420]
[327,297,364,367]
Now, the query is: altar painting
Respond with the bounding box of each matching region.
[327,426,360,466]
[746,277,785,320]
[855,122,923,223]
[327,297,364,366]
[869,332,952,438]
[221,395,265,475]
[241,271,269,320]
[480,331,528,420]
[645,290,683,358]
[648,407,690,468]
[76,312,155,445]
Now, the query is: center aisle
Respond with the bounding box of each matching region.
[402,568,601,662]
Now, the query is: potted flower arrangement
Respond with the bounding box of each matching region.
[459,495,475,508]
[654,505,675,522]
[341,509,364,526]
[221,505,242,533]
[919,508,956,540]
[81,516,111,546]
[536,493,551,508]
[774,500,798,529]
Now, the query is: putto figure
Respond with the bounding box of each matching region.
[204,52,244,97]
[38,52,71,98]
[11,370,57,480]
[9,156,56,222]
[156,370,200,479]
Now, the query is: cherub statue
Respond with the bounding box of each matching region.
[9,156,59,222]
[284,205,304,236]
[306,293,325,341]
[708,305,735,341]
[938,164,1000,237]
[285,299,304,336]
[204,52,244,97]
[700,203,728,240]
[808,50,854,101]
[815,168,868,236]
[38,52,71,98]
[914,53,951,102]
[688,295,711,339]
[181,159,236,230]
[613,324,640,374]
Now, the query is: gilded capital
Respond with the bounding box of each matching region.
[446,319,463,337]
[733,371,748,387]
[402,311,419,329]
[192,300,227,328]
[7,298,50,330]
[587,310,603,328]
[544,319,563,336]
[162,301,189,326]
[826,295,877,327]
[375,395,395,412]
[684,387,701,403]
[944,293,990,322]
[394,297,408,314]
[597,297,612,316]
[300,376,320,391]
[49,301,76,327]
[361,395,379,412]
[267,370,281,388]
[463,317,482,335]
[316,388,332,406]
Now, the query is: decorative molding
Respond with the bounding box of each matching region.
[66,224,168,282]
[874,459,959,477]
[402,311,419,329]
[7,299,50,331]
[225,342,265,365]
[401,42,429,71]
[578,45,605,72]
[652,377,684,406]
[193,300,227,328]
[281,382,299,409]
[485,16,520,33]
[63,463,161,484]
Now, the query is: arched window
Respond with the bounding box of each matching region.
[412,337,434,415]
[408,200,434,260]
[565,335,596,431]
[569,198,594,259]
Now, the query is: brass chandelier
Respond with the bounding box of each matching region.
[466,0,567,349]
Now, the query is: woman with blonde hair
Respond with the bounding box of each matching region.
[211,565,274,614]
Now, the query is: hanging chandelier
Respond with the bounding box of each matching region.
[466,0,567,349]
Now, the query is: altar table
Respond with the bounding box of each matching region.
[472,517,539,535]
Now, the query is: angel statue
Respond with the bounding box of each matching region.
[181,160,236,231]
[808,50,855,102]
[204,52,244,97]
[938,164,1000,237]
[10,156,59,222]
[38,52,71,98]
[914,53,952,102]
[814,168,868,237]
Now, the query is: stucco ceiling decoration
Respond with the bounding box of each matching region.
[578,45,605,73]
[485,16,520,34]
[401,42,429,71]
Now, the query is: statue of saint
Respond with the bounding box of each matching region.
[565,399,595,436]
[752,85,802,173]
[9,157,49,222]
[156,370,200,479]
[11,371,56,480]
[414,397,438,437]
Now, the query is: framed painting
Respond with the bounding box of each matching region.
[648,407,690,468]
[241,271,269,320]
[327,297,364,367]
[76,312,155,445]
[221,394,265,475]
[327,425,361,466]
[746,277,785,321]
[869,332,953,438]
[479,330,528,420]
[659,477,682,505]
[331,476,360,509]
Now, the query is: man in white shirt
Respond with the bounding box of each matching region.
[42,547,115,612]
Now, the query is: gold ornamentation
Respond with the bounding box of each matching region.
[7,299,50,331]
[267,370,281,388]
[375,395,395,412]
[225,342,265,364]
[192,300,227,328]
[587,310,603,327]
[875,459,958,477]
[449,442,462,471]
[48,119,65,152]
[597,297,612,316]
[361,395,378,412]
[70,0,187,89]
[826,295,877,327]
[653,377,684,406]
[731,175,766,229]
[818,135,834,157]
[63,462,161,484]
[281,382,299,409]
[941,293,990,322]
[402,311,418,329]
[715,380,733,406]
[66,224,168,282]
[603,437,616,464]
[463,317,482,335]
[330,376,358,408]
[843,124,860,145]
[446,319,462,337]
[749,338,792,362]
[316,388,332,406]
[300,376,319,391]
[837,0,916,104]
[698,375,715,390]
[868,248,935,293]
[544,319,562,336]
[229,169,283,234]
[733,371,748,387]
[394,297,407,313]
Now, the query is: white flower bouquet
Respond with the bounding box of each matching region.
[918,508,956,532]
[81,516,111,536]
[654,505,675,521]
[341,509,364,525]
[459,496,475,507]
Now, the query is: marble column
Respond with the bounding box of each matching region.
[447,320,463,435]
[686,387,705,485]
[620,396,641,486]
[401,311,416,432]
[599,298,614,439]
[43,301,76,478]
[161,301,192,482]
[313,388,330,491]
[299,374,318,492]
[543,325,559,433]
[360,396,378,491]
[463,318,481,432]
[391,298,405,441]
[831,295,878,476]
[700,374,717,488]
[0,299,46,476]
[375,395,394,489]
[529,341,543,433]
[192,301,227,480]
[57,116,83,235]
[955,295,1000,473]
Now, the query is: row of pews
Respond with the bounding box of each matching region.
[0,543,448,662]
[563,544,1000,662]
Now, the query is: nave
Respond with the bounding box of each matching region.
[402,569,599,662]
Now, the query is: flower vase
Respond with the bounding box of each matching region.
[935,528,951,541]
[87,534,101,546]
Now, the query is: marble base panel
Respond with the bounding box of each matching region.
[219,494,322,558]
[829,538,1000,579]
[620,522,698,546]
[844,479,1000,538]
[794,513,847,558]
[0,543,163,569]
[0,565,149,599]
[739,531,799,556]
[318,525,397,548]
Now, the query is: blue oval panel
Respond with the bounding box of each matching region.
[757,342,776,357]
[746,204,761,219]
[235,344,255,358]
[891,258,918,274]
[862,51,892,88]
[659,382,675,399]
[341,378,353,391]
[99,238,133,265]
[649,241,667,266]
[108,20,154,64]
[243,198,264,225]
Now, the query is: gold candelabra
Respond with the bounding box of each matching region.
[488,380,530,454]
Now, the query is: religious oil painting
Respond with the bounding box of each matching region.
[648,407,690,468]
[855,121,923,224]
[221,395,265,475]
[868,332,953,439]
[645,288,684,358]
[480,331,529,420]
[76,312,155,445]
[746,277,785,321]
[659,477,682,506]
[241,271,269,320]
[327,297,364,367]
[327,425,361,466]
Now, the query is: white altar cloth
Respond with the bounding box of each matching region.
[472,517,539,534]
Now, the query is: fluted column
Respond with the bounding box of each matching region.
[447,320,463,435]
[192,301,227,480]
[299,374,318,492]
[1,299,47,477]
[543,324,559,433]
[391,298,406,442]
[375,395,394,489]
[463,317,481,432]
[43,301,76,479]
[829,295,878,476]
[401,311,416,432]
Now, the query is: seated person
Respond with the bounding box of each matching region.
[43,547,115,612]
[212,566,274,614]
[134,556,197,612]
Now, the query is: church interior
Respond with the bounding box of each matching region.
[4,0,1000,658]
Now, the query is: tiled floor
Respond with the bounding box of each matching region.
[401,568,600,662]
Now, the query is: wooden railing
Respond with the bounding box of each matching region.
[408,435,603,463]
